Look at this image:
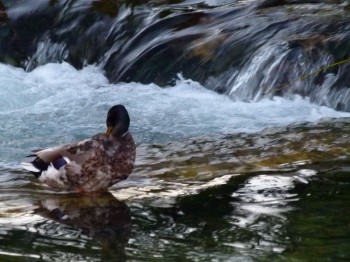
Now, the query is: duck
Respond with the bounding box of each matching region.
[21,105,136,192]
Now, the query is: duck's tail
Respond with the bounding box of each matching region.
[21,157,49,178]
[21,156,69,178]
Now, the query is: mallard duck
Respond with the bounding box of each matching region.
[21,105,136,192]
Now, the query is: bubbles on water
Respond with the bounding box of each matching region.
[0,62,349,166]
[25,36,69,71]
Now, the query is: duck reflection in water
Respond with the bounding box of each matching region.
[34,192,131,260]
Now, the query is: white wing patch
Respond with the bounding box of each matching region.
[20,162,40,173]
[40,164,62,182]
[39,157,71,187]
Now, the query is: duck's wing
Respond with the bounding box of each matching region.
[21,144,71,175]
[21,139,92,176]
[33,137,100,164]
[63,138,98,164]
[33,144,70,163]
[61,136,109,188]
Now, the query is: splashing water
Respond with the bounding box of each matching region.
[1,62,349,166]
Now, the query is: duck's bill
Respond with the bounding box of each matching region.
[106,127,112,137]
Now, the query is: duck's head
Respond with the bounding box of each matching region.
[106,105,130,138]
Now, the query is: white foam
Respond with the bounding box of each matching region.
[0,62,349,163]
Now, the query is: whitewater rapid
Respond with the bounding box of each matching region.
[1,62,349,165]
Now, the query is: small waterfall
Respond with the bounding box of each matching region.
[25,35,68,71]
[1,0,350,110]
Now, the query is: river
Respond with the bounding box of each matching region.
[1,0,350,261]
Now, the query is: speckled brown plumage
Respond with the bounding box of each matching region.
[21,105,136,192]
[36,132,135,192]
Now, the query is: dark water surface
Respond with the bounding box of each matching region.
[1,120,350,261]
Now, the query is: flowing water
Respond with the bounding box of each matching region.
[1,0,350,261]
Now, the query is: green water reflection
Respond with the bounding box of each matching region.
[0,166,349,261]
[0,192,131,261]
[284,168,350,261]
[3,117,350,260]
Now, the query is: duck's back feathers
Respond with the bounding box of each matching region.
[21,132,136,192]
[21,104,136,192]
[22,138,94,177]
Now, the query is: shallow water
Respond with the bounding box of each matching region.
[0,61,350,260]
[1,62,349,161]
[1,163,350,261]
[1,0,350,261]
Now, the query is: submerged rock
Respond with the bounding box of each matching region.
[134,117,350,180]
